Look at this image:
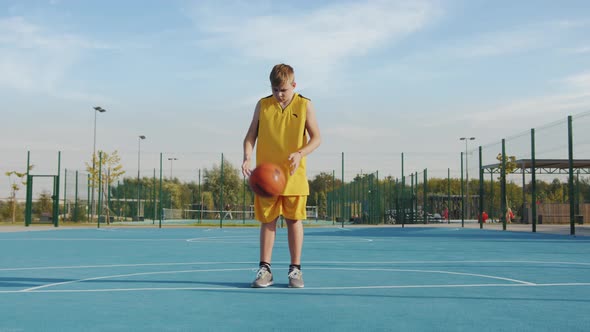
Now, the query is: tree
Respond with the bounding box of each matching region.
[34,190,53,215]
[203,161,242,211]
[309,172,341,218]
[496,153,517,214]
[5,165,34,223]
[496,153,517,181]
[317,191,327,219]
[163,179,193,210]
[309,172,339,195]
[85,150,125,223]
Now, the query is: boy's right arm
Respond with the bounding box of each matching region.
[242,101,261,177]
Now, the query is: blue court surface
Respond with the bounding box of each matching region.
[1,225,590,331]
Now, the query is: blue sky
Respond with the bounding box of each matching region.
[2,0,590,198]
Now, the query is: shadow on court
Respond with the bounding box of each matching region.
[0,276,252,289]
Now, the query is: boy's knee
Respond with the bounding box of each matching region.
[285,219,302,225]
[261,219,278,230]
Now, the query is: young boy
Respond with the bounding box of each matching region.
[242,64,321,288]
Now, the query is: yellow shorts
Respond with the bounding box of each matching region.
[254,195,308,223]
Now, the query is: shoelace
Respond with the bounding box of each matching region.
[256,267,270,279]
[288,269,302,279]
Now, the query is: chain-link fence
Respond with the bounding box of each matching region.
[3,112,589,233]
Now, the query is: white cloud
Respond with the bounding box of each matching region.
[450,25,552,58]
[437,19,590,59]
[412,70,590,141]
[568,46,590,54]
[189,1,439,70]
[0,16,111,101]
[0,16,110,51]
[553,19,590,29]
[563,71,590,90]
[325,123,402,141]
[434,91,590,141]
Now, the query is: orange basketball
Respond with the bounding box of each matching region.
[249,163,286,197]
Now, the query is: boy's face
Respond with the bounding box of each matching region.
[272,81,296,106]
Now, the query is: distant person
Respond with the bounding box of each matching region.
[506,208,514,224]
[443,207,449,222]
[242,64,322,288]
[482,211,488,223]
[223,204,233,220]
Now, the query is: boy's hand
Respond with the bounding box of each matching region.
[287,151,303,175]
[241,159,252,177]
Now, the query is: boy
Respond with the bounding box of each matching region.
[242,64,321,288]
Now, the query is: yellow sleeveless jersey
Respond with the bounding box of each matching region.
[256,93,310,195]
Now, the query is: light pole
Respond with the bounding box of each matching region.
[460,137,476,219]
[168,158,178,179]
[91,106,106,221]
[137,135,146,219]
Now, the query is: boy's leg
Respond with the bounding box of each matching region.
[285,218,304,288]
[259,218,278,263]
[285,219,303,265]
[252,218,278,288]
[282,196,307,265]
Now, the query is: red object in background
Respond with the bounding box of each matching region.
[482,211,488,223]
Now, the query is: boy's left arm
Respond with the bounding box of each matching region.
[288,101,321,174]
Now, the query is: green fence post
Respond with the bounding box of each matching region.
[107,169,111,223]
[25,151,31,226]
[87,174,91,223]
[461,152,464,228]
[54,151,61,227]
[97,152,102,228]
[416,171,419,221]
[489,172,494,222]
[568,115,575,235]
[501,139,507,231]
[531,128,537,232]
[423,169,427,224]
[63,169,68,222]
[159,153,163,228]
[410,173,414,223]
[74,170,79,222]
[479,146,484,229]
[198,169,202,224]
[341,152,344,228]
[153,168,156,224]
[220,153,224,229]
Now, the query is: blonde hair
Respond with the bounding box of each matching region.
[269,64,294,87]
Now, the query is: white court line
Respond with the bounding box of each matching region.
[18,267,535,292]
[22,268,252,292]
[310,268,535,285]
[2,260,590,272]
[2,283,590,294]
[185,237,372,243]
[0,262,255,272]
[0,238,186,241]
[0,236,372,243]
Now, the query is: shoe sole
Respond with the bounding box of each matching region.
[251,281,273,288]
[288,283,304,288]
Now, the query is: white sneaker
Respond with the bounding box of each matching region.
[288,268,304,288]
[251,266,273,288]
